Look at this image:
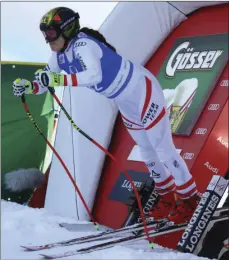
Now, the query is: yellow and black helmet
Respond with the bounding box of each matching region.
[40,7,80,43]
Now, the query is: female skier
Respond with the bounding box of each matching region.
[12,7,199,224]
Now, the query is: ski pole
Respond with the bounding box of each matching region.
[48,88,153,247]
[20,94,99,231]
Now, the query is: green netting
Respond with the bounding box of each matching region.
[1,62,54,204]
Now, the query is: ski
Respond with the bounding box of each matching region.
[40,214,228,259]
[21,217,165,251]
[21,206,228,252]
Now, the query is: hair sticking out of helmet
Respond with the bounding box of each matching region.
[40,7,80,43]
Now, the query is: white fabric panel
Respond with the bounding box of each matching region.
[99,2,187,65]
[45,87,118,220]
[45,87,79,218]
[70,87,117,220]
[171,2,226,15]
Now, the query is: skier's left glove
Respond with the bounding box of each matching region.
[12,78,35,97]
[34,69,66,88]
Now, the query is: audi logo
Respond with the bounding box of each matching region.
[195,128,207,135]
[208,104,220,111]
[183,153,194,160]
[220,80,228,87]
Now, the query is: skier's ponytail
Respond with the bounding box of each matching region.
[79,27,116,53]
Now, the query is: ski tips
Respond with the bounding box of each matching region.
[40,254,55,259]
[20,244,50,251]
[20,245,34,251]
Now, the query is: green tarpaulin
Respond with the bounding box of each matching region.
[1,61,54,204]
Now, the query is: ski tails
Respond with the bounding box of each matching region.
[177,175,228,255]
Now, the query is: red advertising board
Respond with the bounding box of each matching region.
[153,100,228,249]
[191,100,228,193]
[175,64,228,169]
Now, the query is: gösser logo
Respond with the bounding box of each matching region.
[165,41,223,77]
[183,153,194,160]
[208,104,220,111]
[195,128,207,135]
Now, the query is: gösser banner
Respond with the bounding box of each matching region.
[157,33,228,136]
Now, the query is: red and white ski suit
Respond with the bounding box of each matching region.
[33,32,197,199]
[115,65,197,198]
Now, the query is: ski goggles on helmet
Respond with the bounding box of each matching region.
[40,13,79,43]
[41,28,61,43]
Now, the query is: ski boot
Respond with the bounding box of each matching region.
[167,194,199,224]
[148,191,176,220]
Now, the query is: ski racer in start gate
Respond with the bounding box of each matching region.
[12,6,199,224]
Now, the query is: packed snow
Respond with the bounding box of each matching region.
[1,200,210,260]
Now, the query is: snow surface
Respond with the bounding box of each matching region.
[1,200,211,260]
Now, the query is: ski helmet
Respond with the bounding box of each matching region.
[40,7,80,43]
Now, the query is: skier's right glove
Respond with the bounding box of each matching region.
[12,78,35,97]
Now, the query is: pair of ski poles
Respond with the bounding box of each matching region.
[21,87,154,247]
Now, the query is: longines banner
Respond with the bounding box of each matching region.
[157,33,228,136]
[109,170,151,205]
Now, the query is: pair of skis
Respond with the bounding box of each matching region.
[21,207,228,259]
[21,217,166,251]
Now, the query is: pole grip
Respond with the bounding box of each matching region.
[48,87,55,94]
[21,94,25,103]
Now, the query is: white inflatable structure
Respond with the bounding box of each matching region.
[44,1,224,220]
